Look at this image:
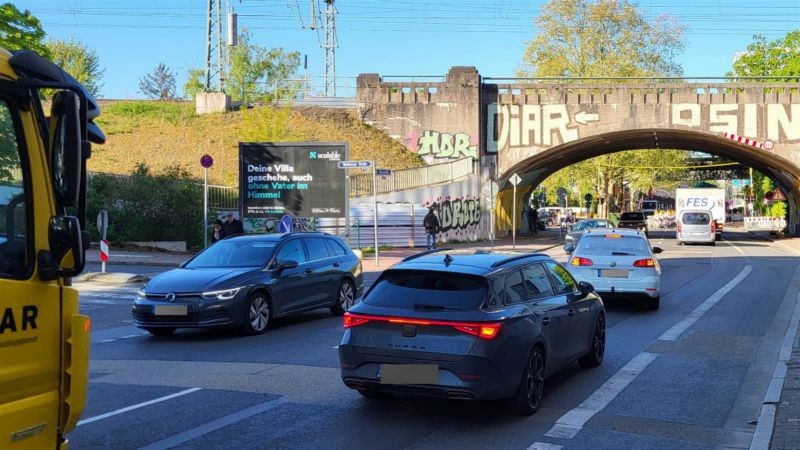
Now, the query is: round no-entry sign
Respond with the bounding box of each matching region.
[200,154,214,168]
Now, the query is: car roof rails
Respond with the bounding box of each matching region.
[400,248,454,262]
[490,253,548,268]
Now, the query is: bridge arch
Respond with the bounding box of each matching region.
[495,128,800,232]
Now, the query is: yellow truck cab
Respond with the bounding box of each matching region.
[0,48,104,448]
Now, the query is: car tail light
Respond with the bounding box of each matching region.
[633,258,655,268]
[571,257,593,266]
[677,222,682,232]
[343,313,370,328]
[342,313,502,340]
[711,221,716,233]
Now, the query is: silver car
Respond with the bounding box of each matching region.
[676,210,715,246]
[564,219,611,252]
[565,229,662,310]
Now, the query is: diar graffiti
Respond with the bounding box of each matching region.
[427,197,482,233]
[417,131,478,159]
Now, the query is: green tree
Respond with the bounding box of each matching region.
[46,38,104,96]
[0,3,48,57]
[183,68,205,100]
[227,27,301,103]
[521,0,687,216]
[731,31,800,78]
[139,63,177,100]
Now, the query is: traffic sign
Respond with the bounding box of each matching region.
[376,169,392,176]
[279,215,293,233]
[96,209,108,238]
[200,154,214,168]
[337,160,373,169]
[509,173,522,186]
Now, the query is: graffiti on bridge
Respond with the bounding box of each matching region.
[671,104,800,142]
[425,196,482,237]
[416,131,479,160]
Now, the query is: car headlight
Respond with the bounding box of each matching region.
[137,289,146,298]
[201,288,241,300]
[565,235,574,241]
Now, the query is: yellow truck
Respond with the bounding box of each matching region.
[0,48,104,448]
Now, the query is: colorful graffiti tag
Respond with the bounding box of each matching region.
[424,195,482,239]
[416,130,479,160]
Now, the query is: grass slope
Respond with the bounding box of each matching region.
[91,101,422,185]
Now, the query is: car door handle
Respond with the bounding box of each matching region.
[332,262,341,267]
[304,268,314,274]
[541,317,551,326]
[568,309,576,316]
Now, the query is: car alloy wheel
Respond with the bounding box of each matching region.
[526,349,545,411]
[580,314,605,367]
[331,280,354,316]
[248,294,270,333]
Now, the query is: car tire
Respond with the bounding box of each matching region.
[330,279,355,316]
[646,296,660,310]
[358,388,389,400]
[579,314,605,368]
[144,327,176,337]
[506,347,544,415]
[710,241,716,246]
[242,292,271,335]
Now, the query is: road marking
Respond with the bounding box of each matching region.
[543,352,658,440]
[78,388,201,426]
[528,443,562,450]
[751,291,800,450]
[722,238,745,255]
[332,345,339,349]
[658,265,753,341]
[137,397,288,450]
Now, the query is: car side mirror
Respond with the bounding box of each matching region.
[49,91,83,208]
[178,261,188,268]
[277,260,298,271]
[652,247,663,254]
[564,244,575,254]
[578,281,594,297]
[39,215,84,281]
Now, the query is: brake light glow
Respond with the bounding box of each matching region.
[677,222,682,232]
[342,313,502,340]
[605,234,622,238]
[711,221,716,233]
[571,257,594,266]
[633,258,655,268]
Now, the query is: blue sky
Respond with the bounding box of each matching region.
[24,0,800,99]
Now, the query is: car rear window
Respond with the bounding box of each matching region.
[682,212,711,225]
[576,235,651,257]
[641,201,657,210]
[620,212,644,220]
[364,270,489,310]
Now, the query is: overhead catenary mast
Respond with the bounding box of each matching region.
[323,0,337,96]
[204,0,226,92]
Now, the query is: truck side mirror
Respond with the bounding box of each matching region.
[39,215,85,280]
[49,91,83,208]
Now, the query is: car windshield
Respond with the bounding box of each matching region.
[573,220,607,231]
[682,212,711,225]
[620,212,644,220]
[641,201,657,210]
[576,235,651,257]
[186,240,277,268]
[364,269,488,311]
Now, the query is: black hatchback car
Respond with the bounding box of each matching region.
[339,250,604,415]
[133,232,363,336]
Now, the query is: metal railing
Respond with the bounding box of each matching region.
[349,157,475,198]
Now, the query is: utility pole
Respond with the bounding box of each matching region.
[323,0,337,96]
[204,0,225,92]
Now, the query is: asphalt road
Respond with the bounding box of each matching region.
[69,230,799,450]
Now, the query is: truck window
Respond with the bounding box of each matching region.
[0,99,30,277]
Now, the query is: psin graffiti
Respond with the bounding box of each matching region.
[425,196,481,235]
[417,131,478,159]
[671,104,800,141]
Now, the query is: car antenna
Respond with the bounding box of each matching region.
[444,254,454,267]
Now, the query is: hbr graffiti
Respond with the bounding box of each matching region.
[426,197,481,233]
[417,131,478,160]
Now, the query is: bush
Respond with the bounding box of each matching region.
[87,163,204,248]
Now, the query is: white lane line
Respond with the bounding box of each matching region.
[543,352,658,440]
[659,265,753,341]
[751,291,800,450]
[77,388,201,426]
[528,443,563,450]
[723,238,745,255]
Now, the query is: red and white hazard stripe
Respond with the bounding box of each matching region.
[100,240,109,262]
[723,132,763,149]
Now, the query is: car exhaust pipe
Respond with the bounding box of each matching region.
[446,391,474,400]
[345,380,366,390]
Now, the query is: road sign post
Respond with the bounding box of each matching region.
[339,160,378,265]
[96,209,108,272]
[510,173,522,249]
[200,154,214,247]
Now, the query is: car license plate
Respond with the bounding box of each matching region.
[378,364,438,385]
[154,305,187,316]
[599,269,629,278]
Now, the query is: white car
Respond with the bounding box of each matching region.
[676,210,715,245]
[564,229,663,310]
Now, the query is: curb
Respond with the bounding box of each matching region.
[77,272,151,283]
[87,260,183,268]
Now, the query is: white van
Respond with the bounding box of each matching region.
[677,210,715,245]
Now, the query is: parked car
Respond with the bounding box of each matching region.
[338,249,605,415]
[564,219,611,251]
[617,211,648,236]
[565,229,662,310]
[676,210,715,246]
[537,210,556,229]
[133,232,364,336]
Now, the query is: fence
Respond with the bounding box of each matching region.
[744,216,787,232]
[349,157,475,198]
[317,203,429,248]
